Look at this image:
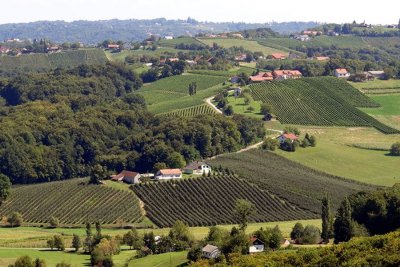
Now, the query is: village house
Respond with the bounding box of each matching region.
[272,70,302,80]
[366,70,385,80]
[183,161,212,175]
[270,53,286,60]
[164,36,174,40]
[230,33,244,39]
[107,44,120,50]
[334,68,350,78]
[202,244,220,259]
[155,169,182,180]
[315,56,330,61]
[302,30,322,36]
[278,133,299,144]
[294,34,310,42]
[250,72,274,82]
[167,57,179,62]
[234,54,247,61]
[111,170,141,184]
[249,237,265,253]
[185,60,197,66]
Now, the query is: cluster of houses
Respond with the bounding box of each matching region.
[110,161,212,184]
[201,237,291,259]
[333,68,386,80]
[247,70,303,82]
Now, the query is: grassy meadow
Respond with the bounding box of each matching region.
[199,38,288,56]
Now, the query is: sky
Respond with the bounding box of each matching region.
[1,0,398,25]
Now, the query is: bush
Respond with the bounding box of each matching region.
[262,138,279,151]
[7,212,23,227]
[390,142,400,156]
[301,225,321,244]
[49,216,59,228]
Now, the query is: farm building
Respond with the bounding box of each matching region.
[366,70,385,80]
[111,170,141,184]
[302,30,322,36]
[183,161,212,175]
[107,44,120,50]
[249,237,265,253]
[234,54,247,61]
[273,70,302,80]
[294,34,310,41]
[250,72,274,82]
[202,244,220,259]
[155,169,182,180]
[278,133,299,144]
[164,36,174,40]
[315,56,330,61]
[334,68,350,78]
[270,53,286,60]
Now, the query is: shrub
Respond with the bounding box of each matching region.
[7,212,23,227]
[390,142,400,156]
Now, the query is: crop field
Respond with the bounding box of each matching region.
[158,37,204,47]
[210,149,376,215]
[0,49,107,74]
[133,174,317,227]
[350,79,400,94]
[250,77,399,134]
[137,74,227,113]
[198,38,288,56]
[0,179,142,225]
[159,104,217,117]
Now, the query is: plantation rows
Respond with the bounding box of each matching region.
[210,150,376,215]
[0,179,142,224]
[133,175,316,227]
[142,74,227,94]
[0,49,107,74]
[160,104,217,117]
[250,77,399,134]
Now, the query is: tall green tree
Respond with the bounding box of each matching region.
[321,194,333,243]
[0,174,11,205]
[72,234,82,252]
[89,164,107,184]
[123,229,143,250]
[334,197,353,243]
[233,199,256,231]
[84,222,93,253]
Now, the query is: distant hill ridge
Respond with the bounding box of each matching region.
[0,19,319,44]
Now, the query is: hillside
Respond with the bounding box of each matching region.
[0,49,108,75]
[210,149,376,215]
[132,174,316,227]
[0,179,143,224]
[137,74,227,113]
[250,77,399,134]
[0,20,318,43]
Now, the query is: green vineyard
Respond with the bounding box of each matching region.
[210,149,376,215]
[0,179,142,225]
[132,174,317,227]
[250,77,399,134]
[159,104,217,117]
[0,49,108,74]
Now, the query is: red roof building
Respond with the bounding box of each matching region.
[250,72,274,82]
[334,68,350,78]
[271,53,286,60]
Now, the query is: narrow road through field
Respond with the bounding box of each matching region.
[204,96,223,114]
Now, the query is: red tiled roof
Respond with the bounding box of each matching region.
[335,68,348,74]
[108,44,120,49]
[271,53,286,59]
[159,169,182,175]
[273,70,302,77]
[281,133,298,140]
[250,72,274,82]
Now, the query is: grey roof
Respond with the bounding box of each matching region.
[202,244,219,253]
[184,161,209,170]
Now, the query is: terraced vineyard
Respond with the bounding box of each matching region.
[133,174,316,227]
[159,104,217,117]
[0,179,142,224]
[210,149,376,215]
[250,77,399,134]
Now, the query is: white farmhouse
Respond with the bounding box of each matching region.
[249,237,265,253]
[155,169,182,180]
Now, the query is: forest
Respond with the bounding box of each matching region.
[0,63,264,184]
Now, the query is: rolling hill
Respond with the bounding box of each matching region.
[250,77,399,134]
[0,49,108,75]
[210,149,376,215]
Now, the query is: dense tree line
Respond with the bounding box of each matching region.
[0,66,264,184]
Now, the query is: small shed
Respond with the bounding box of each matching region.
[202,244,220,259]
